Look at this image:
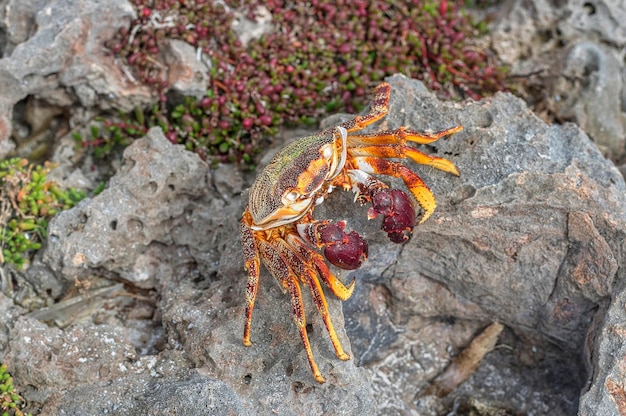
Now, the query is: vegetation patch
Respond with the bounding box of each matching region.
[0,158,85,269]
[0,363,31,416]
[79,0,508,167]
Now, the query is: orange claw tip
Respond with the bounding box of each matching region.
[243,338,252,347]
[345,277,356,295]
[314,373,326,384]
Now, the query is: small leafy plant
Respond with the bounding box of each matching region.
[0,158,86,269]
[0,363,31,416]
[77,0,509,166]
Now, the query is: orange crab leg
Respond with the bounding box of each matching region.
[257,239,325,383]
[274,236,351,361]
[353,156,439,224]
[240,210,261,347]
[301,269,351,362]
[287,234,355,301]
[347,125,463,145]
[285,275,325,383]
[348,144,459,176]
[334,82,391,133]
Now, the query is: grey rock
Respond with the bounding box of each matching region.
[4,76,626,413]
[1,0,48,53]
[490,0,626,161]
[490,0,560,67]
[161,39,210,100]
[212,162,245,199]
[551,41,625,160]
[0,0,147,158]
[43,127,212,286]
[42,372,252,416]
[578,277,626,416]
[559,0,626,46]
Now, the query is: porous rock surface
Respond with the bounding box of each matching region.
[2,76,626,414]
[491,0,626,161]
[0,0,209,159]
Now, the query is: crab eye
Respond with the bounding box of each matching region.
[321,144,333,161]
[284,190,300,202]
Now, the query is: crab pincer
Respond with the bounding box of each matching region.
[298,221,368,270]
[369,189,416,243]
[349,170,417,243]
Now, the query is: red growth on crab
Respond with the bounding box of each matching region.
[368,189,416,243]
[299,221,368,270]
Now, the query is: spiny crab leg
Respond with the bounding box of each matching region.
[287,234,356,301]
[274,235,351,362]
[240,211,261,347]
[348,125,463,145]
[346,126,462,176]
[255,238,326,383]
[332,82,392,133]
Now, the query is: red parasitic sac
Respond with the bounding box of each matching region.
[369,189,416,243]
[299,221,369,270]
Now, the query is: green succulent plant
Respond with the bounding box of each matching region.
[79,0,508,167]
[0,158,86,269]
[0,363,31,416]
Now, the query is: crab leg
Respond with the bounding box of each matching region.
[333,82,391,133]
[301,269,351,362]
[274,235,351,362]
[285,275,325,383]
[347,125,463,145]
[345,125,462,176]
[257,239,325,383]
[240,211,261,347]
[348,144,459,176]
[353,157,439,224]
[287,233,355,300]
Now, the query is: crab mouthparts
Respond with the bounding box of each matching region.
[250,198,314,230]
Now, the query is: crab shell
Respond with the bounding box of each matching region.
[248,126,347,230]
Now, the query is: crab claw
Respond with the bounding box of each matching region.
[298,221,368,270]
[368,189,416,243]
[319,222,369,270]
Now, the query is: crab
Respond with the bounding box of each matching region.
[240,82,462,383]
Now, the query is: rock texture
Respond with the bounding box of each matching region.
[0,0,210,159]
[0,0,139,155]
[1,0,626,414]
[491,0,626,161]
[2,76,626,414]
